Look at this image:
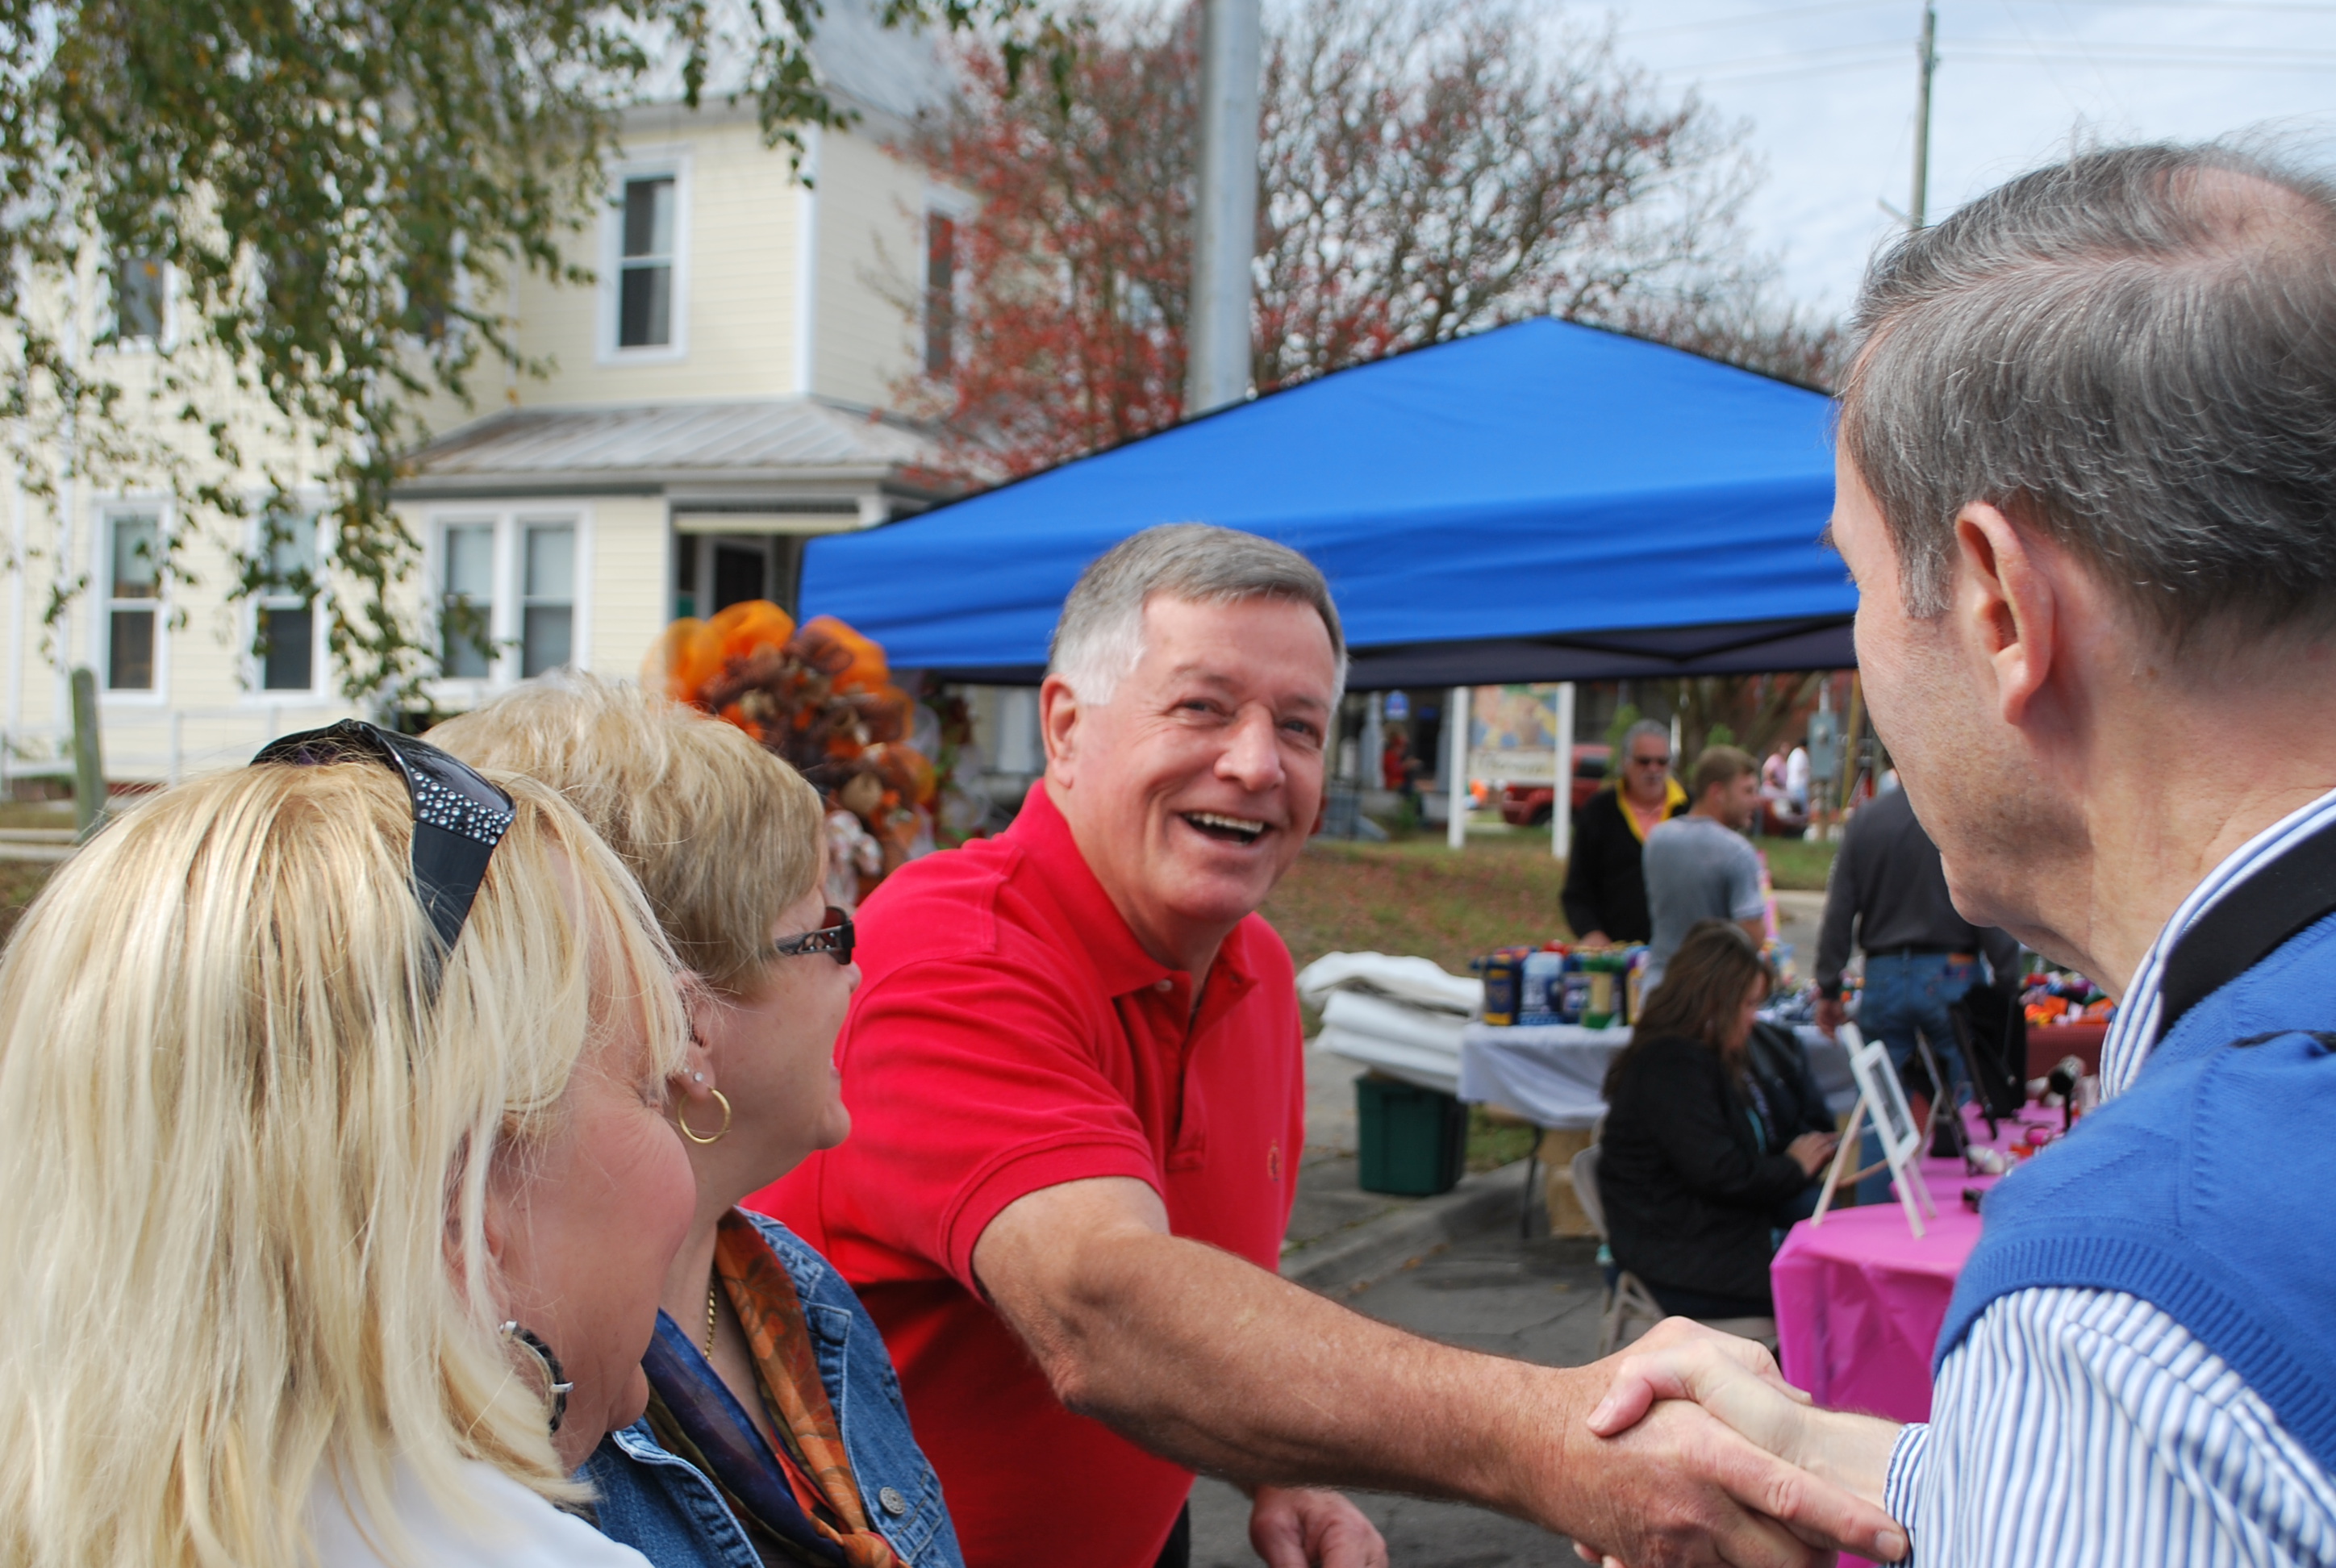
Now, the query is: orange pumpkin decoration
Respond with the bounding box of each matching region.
[795,615,888,694]
[641,618,703,703]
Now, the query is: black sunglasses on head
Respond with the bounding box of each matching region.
[774,907,855,966]
[251,719,515,953]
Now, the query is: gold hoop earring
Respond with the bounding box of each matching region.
[678,1086,732,1145]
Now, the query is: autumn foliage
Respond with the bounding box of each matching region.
[901,0,1842,481]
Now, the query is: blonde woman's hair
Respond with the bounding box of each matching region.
[0,760,688,1568]
[429,671,825,995]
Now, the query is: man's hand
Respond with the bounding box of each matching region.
[1814,995,1846,1035]
[1579,930,1612,948]
[1583,1324,1904,1550]
[1247,1485,1387,1568]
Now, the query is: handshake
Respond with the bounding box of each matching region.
[1551,1319,1907,1568]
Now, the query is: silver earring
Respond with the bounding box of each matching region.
[499,1321,573,1433]
[692,1072,705,1083]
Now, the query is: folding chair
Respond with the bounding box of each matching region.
[1570,1143,1778,1357]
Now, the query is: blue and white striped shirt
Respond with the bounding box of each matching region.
[1882,787,2336,1566]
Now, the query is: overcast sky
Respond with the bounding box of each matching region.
[1594,0,2336,316]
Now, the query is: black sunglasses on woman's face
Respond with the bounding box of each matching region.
[774,907,855,965]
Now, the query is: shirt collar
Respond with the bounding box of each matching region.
[1616,778,1688,842]
[2098,784,2336,1098]
[1003,780,1182,999]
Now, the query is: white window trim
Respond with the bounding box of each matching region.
[242,506,330,703]
[92,497,172,704]
[598,150,693,365]
[423,506,594,705]
[920,186,975,382]
[99,254,178,354]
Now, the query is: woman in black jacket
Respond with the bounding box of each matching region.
[1600,920,1838,1317]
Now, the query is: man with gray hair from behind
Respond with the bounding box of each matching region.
[1583,140,2336,1566]
[762,522,1904,1568]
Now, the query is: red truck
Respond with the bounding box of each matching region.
[1496,744,1611,827]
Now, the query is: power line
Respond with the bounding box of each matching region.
[1619,0,2336,40]
[1957,37,2336,59]
[1952,44,2336,65]
[1617,2,1897,44]
[1666,34,2336,78]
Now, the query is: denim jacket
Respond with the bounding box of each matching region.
[582,1212,963,1568]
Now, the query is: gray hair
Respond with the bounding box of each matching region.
[1049,523,1349,704]
[1842,140,2336,650]
[1621,719,1671,756]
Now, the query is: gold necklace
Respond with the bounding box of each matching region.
[704,1276,720,1357]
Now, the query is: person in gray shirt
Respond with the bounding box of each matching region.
[1641,745,1767,989]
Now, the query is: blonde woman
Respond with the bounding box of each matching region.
[432,675,962,1568]
[0,723,698,1567]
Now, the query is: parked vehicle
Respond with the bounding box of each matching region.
[1497,744,1611,826]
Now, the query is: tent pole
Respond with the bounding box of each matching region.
[1551,682,1576,863]
[1446,686,1470,850]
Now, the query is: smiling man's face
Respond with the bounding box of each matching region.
[1043,593,1338,974]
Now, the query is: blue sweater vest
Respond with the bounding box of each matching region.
[1935,909,2336,1474]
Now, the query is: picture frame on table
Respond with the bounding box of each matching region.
[1811,1024,1937,1237]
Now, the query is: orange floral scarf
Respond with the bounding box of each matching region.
[711,1212,904,1568]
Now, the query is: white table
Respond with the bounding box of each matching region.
[1458,1021,1856,1131]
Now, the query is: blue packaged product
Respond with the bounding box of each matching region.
[1520,950,1562,1017]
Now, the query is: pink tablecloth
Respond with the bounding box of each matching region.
[1771,1107,2061,1421]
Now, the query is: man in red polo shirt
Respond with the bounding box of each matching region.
[758,526,1904,1568]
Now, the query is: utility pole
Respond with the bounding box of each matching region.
[1910,1,1938,229]
[1187,0,1261,417]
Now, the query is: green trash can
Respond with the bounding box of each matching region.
[1355,1074,1467,1196]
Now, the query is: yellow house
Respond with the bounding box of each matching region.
[2,2,965,790]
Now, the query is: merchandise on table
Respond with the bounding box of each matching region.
[1470,942,1649,1028]
[2021,966,2117,1028]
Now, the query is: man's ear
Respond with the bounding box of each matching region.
[1952,503,2059,728]
[1039,673,1081,782]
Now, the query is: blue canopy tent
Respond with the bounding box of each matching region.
[801,317,1852,689]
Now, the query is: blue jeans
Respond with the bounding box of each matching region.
[1855,953,1976,1204]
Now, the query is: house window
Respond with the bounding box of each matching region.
[432,512,585,687]
[256,514,318,692]
[520,522,575,678]
[924,213,956,377]
[105,511,161,690]
[618,176,677,349]
[440,522,496,678]
[114,255,165,343]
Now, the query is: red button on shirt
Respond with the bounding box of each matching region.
[750,784,1305,1568]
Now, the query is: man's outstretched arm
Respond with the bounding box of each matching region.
[973,1175,1909,1568]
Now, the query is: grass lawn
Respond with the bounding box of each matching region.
[1262,828,1575,980]
[0,860,56,948]
[1758,835,1839,892]
[1262,824,1837,978]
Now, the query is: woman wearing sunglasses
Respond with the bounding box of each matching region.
[431,675,962,1568]
[0,725,696,1566]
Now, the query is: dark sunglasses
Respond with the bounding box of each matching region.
[251,719,514,953]
[1630,754,1673,767]
[774,906,855,966]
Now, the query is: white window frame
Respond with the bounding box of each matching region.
[94,500,171,703]
[599,151,692,365]
[921,186,974,382]
[102,253,177,353]
[244,508,329,701]
[425,507,593,701]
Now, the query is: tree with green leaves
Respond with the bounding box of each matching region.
[0,0,1070,703]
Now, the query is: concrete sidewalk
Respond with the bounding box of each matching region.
[1240,1042,1601,1560]
[1210,1227,1608,1564]
[1280,1041,1537,1296]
